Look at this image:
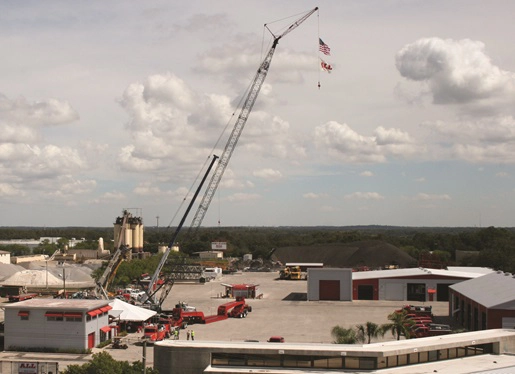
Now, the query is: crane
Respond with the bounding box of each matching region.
[143,155,219,307]
[189,7,319,231]
[95,210,131,299]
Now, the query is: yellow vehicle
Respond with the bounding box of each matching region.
[279,266,302,280]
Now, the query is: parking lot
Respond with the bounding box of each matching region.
[0,270,450,370]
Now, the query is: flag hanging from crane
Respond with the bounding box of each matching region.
[319,38,331,55]
[320,58,333,73]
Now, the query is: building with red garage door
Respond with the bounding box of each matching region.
[449,270,515,331]
[351,267,492,302]
[4,298,113,351]
[307,268,353,301]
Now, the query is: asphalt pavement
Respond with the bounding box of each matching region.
[0,271,450,371]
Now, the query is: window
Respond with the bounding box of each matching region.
[211,353,245,366]
[397,355,408,366]
[359,357,376,369]
[18,311,29,320]
[248,354,281,367]
[387,356,398,368]
[345,357,360,369]
[64,312,83,322]
[47,316,64,321]
[45,312,64,322]
[282,355,310,368]
[313,357,342,369]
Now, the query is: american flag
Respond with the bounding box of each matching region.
[319,38,331,56]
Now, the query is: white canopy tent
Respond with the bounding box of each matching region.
[108,298,157,322]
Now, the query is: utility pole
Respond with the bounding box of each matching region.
[142,339,147,374]
[63,265,66,298]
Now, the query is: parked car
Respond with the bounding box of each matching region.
[267,336,285,343]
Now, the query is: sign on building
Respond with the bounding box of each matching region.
[18,362,38,374]
[0,360,58,374]
[211,242,227,250]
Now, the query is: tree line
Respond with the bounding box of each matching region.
[1,225,515,273]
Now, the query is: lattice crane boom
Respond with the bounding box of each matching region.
[190,7,318,230]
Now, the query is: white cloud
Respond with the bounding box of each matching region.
[226,192,261,202]
[496,172,509,178]
[90,191,126,205]
[0,183,24,197]
[344,192,384,200]
[253,168,282,181]
[396,37,515,107]
[360,171,374,177]
[412,193,451,201]
[303,192,328,199]
[314,121,419,163]
[0,94,79,127]
[117,73,303,179]
[133,182,189,200]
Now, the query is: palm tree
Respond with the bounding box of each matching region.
[331,325,358,344]
[356,321,383,344]
[381,310,415,340]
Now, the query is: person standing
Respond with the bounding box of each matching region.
[191,329,195,341]
[186,330,191,340]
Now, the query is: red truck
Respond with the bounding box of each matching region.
[142,323,171,342]
[9,293,37,302]
[163,297,253,327]
[217,296,252,318]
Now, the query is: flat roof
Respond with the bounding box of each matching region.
[156,329,515,358]
[285,263,324,266]
[3,298,110,311]
[203,354,515,374]
[352,267,493,280]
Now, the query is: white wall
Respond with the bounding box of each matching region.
[0,252,10,264]
[4,307,110,351]
[307,268,352,301]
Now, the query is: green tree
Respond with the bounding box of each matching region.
[0,244,31,256]
[62,351,158,374]
[34,239,59,256]
[381,310,414,340]
[331,325,358,344]
[356,321,383,344]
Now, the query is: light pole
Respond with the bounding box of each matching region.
[45,260,48,289]
[60,262,68,298]
[142,339,147,374]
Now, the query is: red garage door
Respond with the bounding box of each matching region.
[88,332,95,349]
[319,280,340,300]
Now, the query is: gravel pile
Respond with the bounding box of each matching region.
[0,263,26,282]
[1,262,95,287]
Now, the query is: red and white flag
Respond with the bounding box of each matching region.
[320,59,333,73]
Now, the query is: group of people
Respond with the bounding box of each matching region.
[172,328,195,340]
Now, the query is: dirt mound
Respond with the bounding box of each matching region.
[272,240,417,269]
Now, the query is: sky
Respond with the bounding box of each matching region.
[1,1,515,228]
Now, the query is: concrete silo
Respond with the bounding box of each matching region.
[113,209,144,253]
